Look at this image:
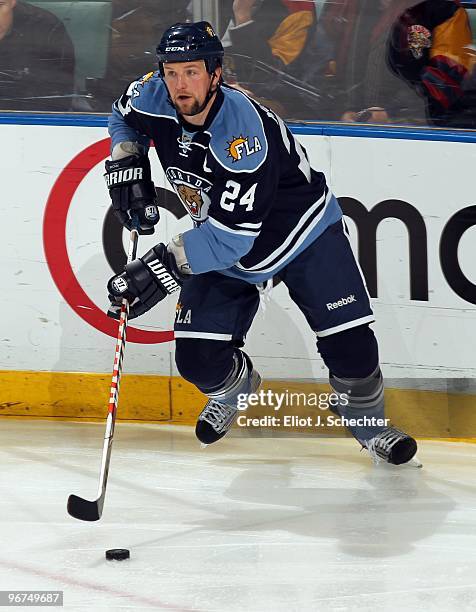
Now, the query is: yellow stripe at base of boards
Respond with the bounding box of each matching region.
[0,371,475,440]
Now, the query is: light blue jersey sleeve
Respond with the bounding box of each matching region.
[182,220,256,274]
[107,71,173,151]
[208,88,268,173]
[108,105,150,150]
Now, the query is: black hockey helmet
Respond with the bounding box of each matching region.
[156,21,224,76]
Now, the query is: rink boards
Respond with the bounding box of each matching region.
[1,120,475,434]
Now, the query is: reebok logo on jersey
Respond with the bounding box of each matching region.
[105,167,143,187]
[148,260,180,293]
[326,294,357,311]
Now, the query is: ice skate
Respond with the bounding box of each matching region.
[363,426,421,466]
[195,399,240,444]
[196,369,261,445]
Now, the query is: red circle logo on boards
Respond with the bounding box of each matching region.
[43,137,174,344]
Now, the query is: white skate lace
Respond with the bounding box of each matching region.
[200,400,237,433]
[364,427,406,464]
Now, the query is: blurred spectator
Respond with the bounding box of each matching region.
[90,0,190,111]
[223,0,335,119]
[388,0,476,127]
[322,0,475,127]
[0,0,75,112]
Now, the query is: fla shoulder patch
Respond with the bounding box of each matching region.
[209,88,268,173]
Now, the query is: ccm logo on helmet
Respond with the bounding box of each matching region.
[105,167,143,187]
[148,260,181,293]
[165,46,186,52]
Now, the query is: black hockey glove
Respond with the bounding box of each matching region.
[107,244,184,320]
[104,154,160,235]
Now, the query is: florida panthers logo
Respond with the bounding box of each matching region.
[166,167,212,222]
[407,25,431,60]
[177,185,203,216]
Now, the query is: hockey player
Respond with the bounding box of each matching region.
[105,21,418,465]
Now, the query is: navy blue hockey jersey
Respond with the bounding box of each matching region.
[109,72,342,283]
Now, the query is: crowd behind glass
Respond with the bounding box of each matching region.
[1,0,475,128]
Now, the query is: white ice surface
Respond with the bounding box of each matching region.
[0,420,475,612]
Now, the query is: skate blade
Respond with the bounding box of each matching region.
[407,455,423,468]
[200,443,208,449]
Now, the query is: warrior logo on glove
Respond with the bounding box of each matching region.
[104,154,160,235]
[107,243,185,320]
[104,166,143,187]
[146,260,181,293]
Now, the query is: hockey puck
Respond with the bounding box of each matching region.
[105,548,130,561]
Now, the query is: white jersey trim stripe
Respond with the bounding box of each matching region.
[236,221,263,229]
[208,216,260,237]
[235,190,332,273]
[275,114,291,153]
[174,331,233,341]
[273,110,311,183]
[294,138,312,183]
[130,105,179,122]
[316,315,375,338]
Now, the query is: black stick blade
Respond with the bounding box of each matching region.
[67,494,102,521]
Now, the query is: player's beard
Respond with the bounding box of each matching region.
[175,95,203,117]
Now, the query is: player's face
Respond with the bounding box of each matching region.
[163,61,220,116]
[0,0,16,41]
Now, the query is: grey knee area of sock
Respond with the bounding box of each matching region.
[205,350,261,407]
[330,367,386,442]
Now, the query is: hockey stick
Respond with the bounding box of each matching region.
[67,225,139,521]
